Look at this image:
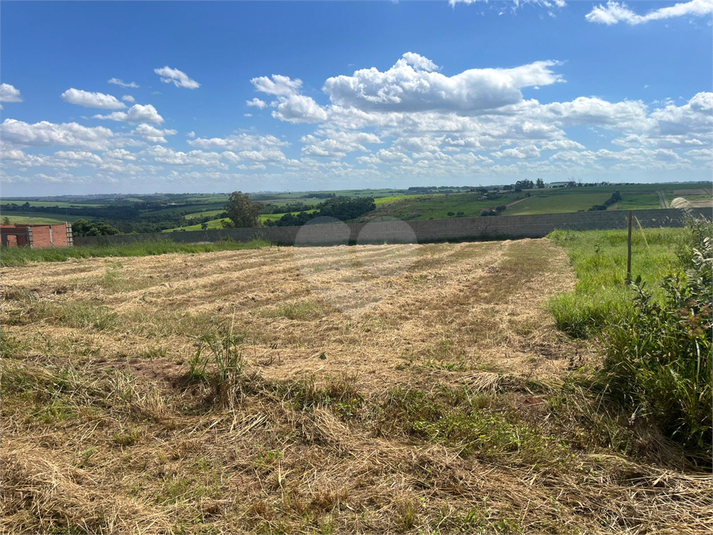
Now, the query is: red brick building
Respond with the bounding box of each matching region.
[0,223,73,249]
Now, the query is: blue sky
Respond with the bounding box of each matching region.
[1,0,711,196]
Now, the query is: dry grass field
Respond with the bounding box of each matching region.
[2,239,711,534]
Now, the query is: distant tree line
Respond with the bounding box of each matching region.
[265,196,376,227]
[589,191,621,211]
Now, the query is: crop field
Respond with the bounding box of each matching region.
[503,192,615,216]
[2,238,710,534]
[0,211,80,225]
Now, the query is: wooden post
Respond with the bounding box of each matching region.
[626,210,632,284]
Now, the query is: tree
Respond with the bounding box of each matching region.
[536,178,545,189]
[2,216,10,225]
[223,191,262,228]
[71,219,120,237]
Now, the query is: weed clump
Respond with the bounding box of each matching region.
[601,219,712,455]
[187,323,248,408]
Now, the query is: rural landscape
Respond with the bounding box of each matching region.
[2,0,713,533]
[2,182,712,236]
[1,180,712,533]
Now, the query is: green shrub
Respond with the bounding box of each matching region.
[600,220,712,453]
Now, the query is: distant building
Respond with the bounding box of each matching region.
[0,223,73,249]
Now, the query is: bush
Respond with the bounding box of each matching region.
[600,217,712,453]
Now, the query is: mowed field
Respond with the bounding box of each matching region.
[2,240,711,534]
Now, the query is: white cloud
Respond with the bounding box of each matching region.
[650,92,713,136]
[251,74,302,96]
[450,0,566,7]
[586,0,713,25]
[61,88,126,110]
[493,146,541,159]
[54,150,103,165]
[323,54,563,113]
[93,104,164,124]
[103,149,137,161]
[143,145,227,168]
[273,94,328,123]
[154,66,200,89]
[301,131,381,159]
[133,123,177,144]
[401,52,439,72]
[0,119,115,151]
[534,97,650,130]
[188,133,289,151]
[686,147,713,160]
[108,78,139,88]
[0,83,22,103]
[246,98,268,109]
[122,95,135,103]
[357,149,413,166]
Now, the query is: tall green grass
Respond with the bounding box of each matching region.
[0,238,271,267]
[547,227,686,338]
[550,220,712,454]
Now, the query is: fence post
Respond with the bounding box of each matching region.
[626,210,632,284]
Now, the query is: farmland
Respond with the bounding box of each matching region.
[2,183,710,235]
[2,235,710,534]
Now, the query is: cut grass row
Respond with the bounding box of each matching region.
[0,239,271,267]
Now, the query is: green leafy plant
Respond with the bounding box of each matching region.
[601,221,712,454]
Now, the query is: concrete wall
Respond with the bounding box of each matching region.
[74,208,712,248]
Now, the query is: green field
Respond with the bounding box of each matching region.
[4,183,709,235]
[183,209,226,220]
[546,227,687,338]
[2,201,106,208]
[504,191,614,215]
[0,211,79,225]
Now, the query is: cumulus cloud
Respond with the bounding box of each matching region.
[0,83,22,103]
[143,145,225,167]
[586,0,713,25]
[246,98,268,109]
[401,52,439,72]
[250,74,328,123]
[650,92,713,136]
[61,88,126,110]
[54,150,103,165]
[103,149,137,161]
[534,97,650,130]
[122,95,135,103]
[251,74,302,96]
[0,119,115,151]
[154,66,200,89]
[273,95,328,123]
[493,146,541,159]
[108,78,139,88]
[93,104,164,124]
[188,133,289,151]
[301,131,381,159]
[133,123,177,144]
[323,54,563,113]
